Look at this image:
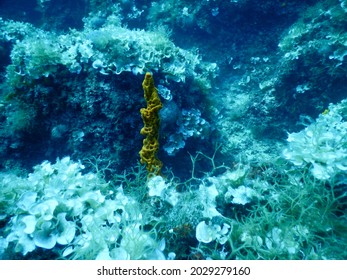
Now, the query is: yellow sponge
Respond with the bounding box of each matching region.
[139,72,163,175]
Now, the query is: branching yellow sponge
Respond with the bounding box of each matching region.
[139,72,163,175]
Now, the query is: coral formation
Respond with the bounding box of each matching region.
[139,73,163,175]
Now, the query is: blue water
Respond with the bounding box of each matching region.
[0,0,346,260]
